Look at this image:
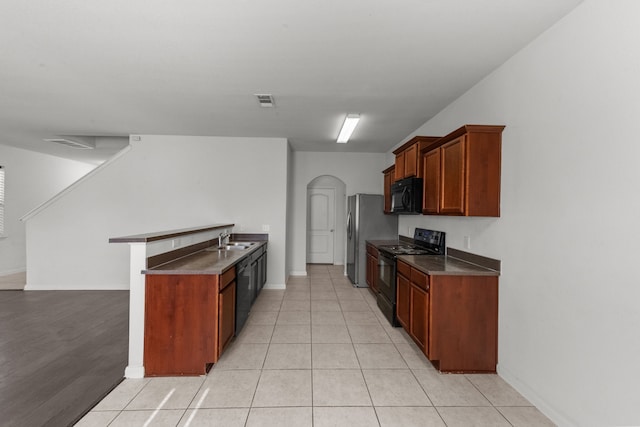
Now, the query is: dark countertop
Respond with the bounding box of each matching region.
[398,254,499,276]
[366,239,402,247]
[366,239,500,277]
[143,241,267,275]
[366,236,413,247]
[110,223,234,243]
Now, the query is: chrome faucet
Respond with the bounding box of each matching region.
[218,231,230,247]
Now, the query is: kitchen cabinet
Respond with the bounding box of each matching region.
[144,266,237,376]
[396,259,498,372]
[409,267,429,352]
[365,243,379,294]
[422,148,441,214]
[397,260,428,351]
[421,125,504,217]
[217,267,236,358]
[396,263,411,329]
[382,165,395,214]
[410,284,429,352]
[393,136,441,181]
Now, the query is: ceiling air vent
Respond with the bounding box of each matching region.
[255,94,275,108]
[43,136,96,149]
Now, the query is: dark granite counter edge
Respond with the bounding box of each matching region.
[447,248,501,272]
[399,254,500,277]
[367,240,500,276]
[109,223,235,243]
[143,240,267,275]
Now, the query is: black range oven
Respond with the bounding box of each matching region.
[377,250,399,326]
[376,228,446,327]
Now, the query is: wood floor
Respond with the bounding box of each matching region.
[0,290,129,427]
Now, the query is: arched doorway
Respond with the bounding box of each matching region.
[306,175,346,265]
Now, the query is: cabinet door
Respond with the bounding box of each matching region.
[422,148,440,214]
[440,136,466,215]
[383,169,394,213]
[404,144,418,178]
[410,284,429,353]
[395,152,405,181]
[366,253,373,287]
[367,253,379,293]
[396,273,411,329]
[218,281,236,358]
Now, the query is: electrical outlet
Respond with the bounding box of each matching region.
[172,238,180,249]
[262,224,270,232]
[464,236,471,249]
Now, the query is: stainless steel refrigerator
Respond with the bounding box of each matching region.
[346,194,398,287]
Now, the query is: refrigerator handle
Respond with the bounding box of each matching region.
[346,212,352,239]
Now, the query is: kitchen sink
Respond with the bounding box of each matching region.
[219,245,248,250]
[205,242,256,252]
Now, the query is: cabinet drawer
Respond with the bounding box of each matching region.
[220,266,236,290]
[397,260,411,278]
[410,268,428,291]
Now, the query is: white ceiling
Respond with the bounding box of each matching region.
[1,0,582,164]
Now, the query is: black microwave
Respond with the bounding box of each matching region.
[391,177,423,214]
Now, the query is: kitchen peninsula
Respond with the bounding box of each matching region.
[110,224,267,377]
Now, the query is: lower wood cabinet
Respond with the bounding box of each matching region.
[217,269,236,358]
[396,272,410,329]
[365,243,379,294]
[410,285,429,352]
[144,266,236,376]
[396,260,498,373]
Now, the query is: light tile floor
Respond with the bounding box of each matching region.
[76,264,556,426]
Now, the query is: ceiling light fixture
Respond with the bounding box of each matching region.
[336,114,360,143]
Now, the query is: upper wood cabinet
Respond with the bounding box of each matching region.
[422,125,504,217]
[382,165,395,214]
[393,136,440,181]
[422,148,441,214]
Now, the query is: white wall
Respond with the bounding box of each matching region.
[396,1,640,425]
[0,144,94,275]
[288,151,388,275]
[25,135,289,289]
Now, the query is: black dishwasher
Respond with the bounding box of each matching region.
[235,258,252,334]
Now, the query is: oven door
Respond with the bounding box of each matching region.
[377,251,396,303]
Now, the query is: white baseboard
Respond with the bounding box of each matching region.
[263,283,286,290]
[124,365,145,379]
[497,364,572,426]
[0,268,26,277]
[24,283,130,291]
[289,270,308,276]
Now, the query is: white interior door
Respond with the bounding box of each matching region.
[307,188,335,264]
